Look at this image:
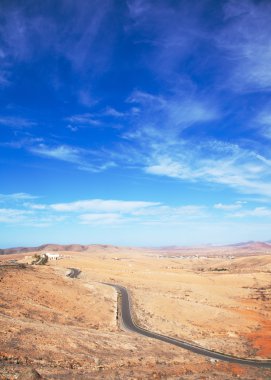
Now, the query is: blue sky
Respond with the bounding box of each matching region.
[1,0,271,247]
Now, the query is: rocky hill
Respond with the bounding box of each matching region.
[0,243,118,255]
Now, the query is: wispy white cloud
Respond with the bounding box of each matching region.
[0,71,10,87]
[230,207,271,218]
[77,90,98,107]
[55,0,114,72]
[29,144,83,163]
[66,124,79,132]
[254,154,271,167]
[0,1,115,70]
[111,90,271,198]
[0,195,66,227]
[0,193,39,201]
[2,192,271,239]
[254,106,271,139]
[65,108,125,131]
[79,213,127,225]
[51,199,160,213]
[217,0,271,92]
[1,137,44,149]
[214,202,244,211]
[0,193,208,228]
[53,200,207,226]
[25,203,47,210]
[79,161,117,173]
[102,107,125,118]
[0,208,32,223]
[128,90,218,131]
[120,91,220,172]
[256,112,271,127]
[145,157,189,179]
[66,113,101,127]
[143,146,271,197]
[0,206,65,226]
[28,143,116,173]
[0,116,36,128]
[126,0,206,78]
[127,0,149,18]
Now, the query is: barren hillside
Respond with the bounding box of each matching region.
[0,246,270,379]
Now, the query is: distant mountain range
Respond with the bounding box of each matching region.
[159,241,271,250]
[1,241,271,255]
[0,243,121,255]
[226,241,271,249]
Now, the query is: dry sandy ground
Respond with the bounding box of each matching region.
[0,246,271,379]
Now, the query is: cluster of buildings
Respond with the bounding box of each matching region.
[44,252,61,260]
[24,252,63,261]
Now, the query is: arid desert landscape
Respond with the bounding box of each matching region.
[0,243,271,379]
[3,1,271,379]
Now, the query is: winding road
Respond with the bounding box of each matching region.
[105,283,271,368]
[66,268,81,278]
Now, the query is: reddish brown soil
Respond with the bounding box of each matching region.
[1,249,271,379]
[247,320,271,357]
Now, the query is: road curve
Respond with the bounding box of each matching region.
[66,268,81,278]
[104,283,271,368]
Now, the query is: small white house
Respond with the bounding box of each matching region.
[45,253,60,260]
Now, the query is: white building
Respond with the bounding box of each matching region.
[45,253,60,260]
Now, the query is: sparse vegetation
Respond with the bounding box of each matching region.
[31,254,48,265]
[0,246,270,379]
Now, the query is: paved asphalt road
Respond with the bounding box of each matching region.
[66,268,81,278]
[105,283,271,368]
